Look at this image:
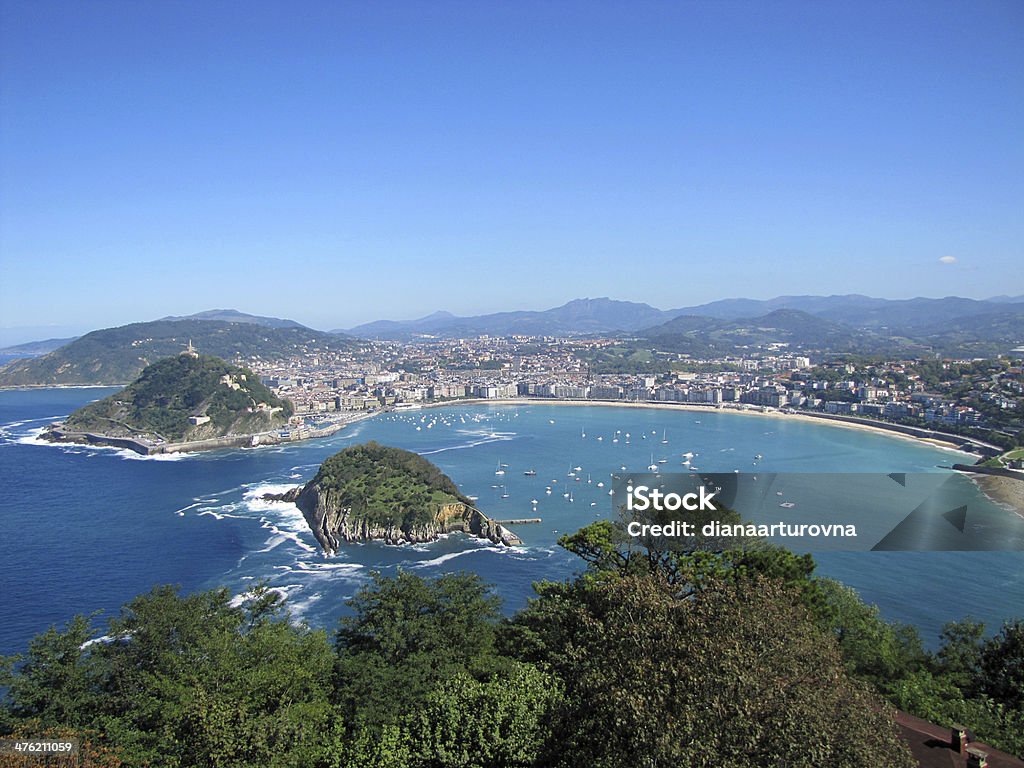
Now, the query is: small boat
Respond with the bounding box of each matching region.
[545,487,552,495]
[590,502,597,507]
[779,501,795,508]
[523,469,537,476]
[501,486,509,499]
[531,499,539,505]
[549,419,555,424]
[563,491,570,498]
[597,436,603,441]
[495,461,505,476]
[658,458,668,464]
[647,455,658,472]
[574,466,582,472]
[597,481,604,488]
[661,430,668,444]
[581,428,586,438]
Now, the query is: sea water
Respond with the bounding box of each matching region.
[1,388,1021,655]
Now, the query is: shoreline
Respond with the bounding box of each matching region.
[42,410,376,455]
[419,397,980,458]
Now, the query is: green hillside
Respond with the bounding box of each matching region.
[63,354,293,442]
[0,319,352,386]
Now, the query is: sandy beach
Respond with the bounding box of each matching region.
[972,474,1024,519]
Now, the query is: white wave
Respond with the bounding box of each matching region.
[118,450,196,461]
[258,520,318,553]
[243,483,301,513]
[411,545,504,569]
[255,534,289,553]
[293,560,365,573]
[197,507,248,521]
[12,429,196,461]
[421,431,518,455]
[80,633,116,649]
[287,591,324,619]
[228,583,304,608]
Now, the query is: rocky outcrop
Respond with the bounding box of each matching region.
[262,487,522,553]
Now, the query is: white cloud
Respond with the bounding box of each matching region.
[938,255,957,265]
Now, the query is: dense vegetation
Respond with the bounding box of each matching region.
[9,518,1023,766]
[0,319,351,386]
[63,354,292,442]
[3,498,1022,765]
[308,442,472,529]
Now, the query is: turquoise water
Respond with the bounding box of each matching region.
[1,389,1022,655]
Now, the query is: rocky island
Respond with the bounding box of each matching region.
[43,350,295,454]
[266,442,523,550]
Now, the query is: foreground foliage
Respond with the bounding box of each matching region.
[3,522,1021,765]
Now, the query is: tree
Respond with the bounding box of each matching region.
[933,619,985,694]
[3,584,337,768]
[334,570,504,730]
[816,579,926,695]
[2,614,100,728]
[506,573,914,768]
[407,662,561,768]
[979,619,1024,710]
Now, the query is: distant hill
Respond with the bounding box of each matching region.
[668,294,1024,334]
[159,309,309,329]
[341,294,1024,347]
[59,354,293,442]
[638,309,914,356]
[0,337,78,357]
[913,311,1024,357]
[0,319,353,386]
[341,294,1023,355]
[344,298,675,339]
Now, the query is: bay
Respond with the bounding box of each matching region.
[1,387,1021,655]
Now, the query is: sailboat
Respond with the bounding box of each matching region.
[648,454,659,472]
[495,462,505,476]
[661,430,668,444]
[501,485,509,499]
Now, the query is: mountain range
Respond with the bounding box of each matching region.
[339,295,1024,341]
[1,297,1022,386]
[336,298,675,338]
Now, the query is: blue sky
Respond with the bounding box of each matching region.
[1,0,1022,341]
